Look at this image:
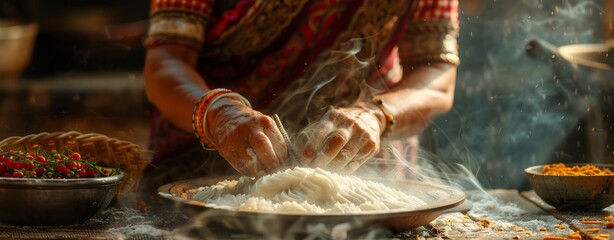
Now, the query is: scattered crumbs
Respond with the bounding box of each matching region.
[584,228,601,233]
[553,224,566,229]
[568,231,581,239]
[456,193,572,237]
[430,193,580,239]
[580,219,604,225]
[431,212,486,234]
[543,236,565,240]
[479,219,491,227]
[595,233,611,240]
[432,211,559,238]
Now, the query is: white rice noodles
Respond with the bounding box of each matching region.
[191,167,427,213]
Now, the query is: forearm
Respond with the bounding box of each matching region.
[144,45,210,132]
[373,62,457,139]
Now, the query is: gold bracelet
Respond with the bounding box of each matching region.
[371,98,395,137]
[202,92,252,148]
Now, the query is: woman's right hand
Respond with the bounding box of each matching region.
[205,96,289,176]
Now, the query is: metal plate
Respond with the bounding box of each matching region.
[157,176,465,233]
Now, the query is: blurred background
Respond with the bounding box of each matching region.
[0,0,151,147]
[429,0,614,190]
[0,0,612,190]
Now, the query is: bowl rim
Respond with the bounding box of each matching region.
[0,21,38,39]
[0,173,124,187]
[524,163,614,176]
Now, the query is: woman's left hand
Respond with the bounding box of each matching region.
[299,105,383,173]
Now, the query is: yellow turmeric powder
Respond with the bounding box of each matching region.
[540,163,614,176]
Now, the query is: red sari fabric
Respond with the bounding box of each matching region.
[143,0,459,189]
[148,0,458,109]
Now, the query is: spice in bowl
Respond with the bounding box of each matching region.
[540,163,614,176]
[525,163,614,211]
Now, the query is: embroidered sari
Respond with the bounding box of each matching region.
[141,0,459,191]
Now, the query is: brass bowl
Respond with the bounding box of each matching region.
[0,20,38,80]
[0,174,123,226]
[525,163,614,211]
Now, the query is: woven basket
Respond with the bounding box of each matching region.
[0,131,146,195]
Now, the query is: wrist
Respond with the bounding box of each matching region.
[192,89,251,150]
[359,102,387,136]
[204,93,251,143]
[366,98,395,138]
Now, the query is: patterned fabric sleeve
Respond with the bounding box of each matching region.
[400,0,460,66]
[145,0,215,52]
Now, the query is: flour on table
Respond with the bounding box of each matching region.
[191,167,428,213]
[106,224,169,239]
[430,193,573,238]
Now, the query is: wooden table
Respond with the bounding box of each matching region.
[429,190,614,240]
[0,196,189,240]
[1,190,613,239]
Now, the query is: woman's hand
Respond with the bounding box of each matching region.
[300,105,384,173]
[206,96,289,176]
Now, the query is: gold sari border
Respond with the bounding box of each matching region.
[402,19,460,65]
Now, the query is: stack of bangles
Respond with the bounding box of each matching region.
[192,88,252,150]
[370,98,395,138]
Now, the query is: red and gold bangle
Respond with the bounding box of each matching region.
[202,92,251,147]
[371,98,395,138]
[192,88,232,150]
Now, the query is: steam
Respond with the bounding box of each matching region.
[269,38,384,130]
[430,0,606,190]
[164,35,485,239]
[156,1,611,239]
[167,208,397,239]
[161,35,479,239]
[266,37,488,199]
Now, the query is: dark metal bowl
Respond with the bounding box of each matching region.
[0,174,123,226]
[525,164,614,211]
